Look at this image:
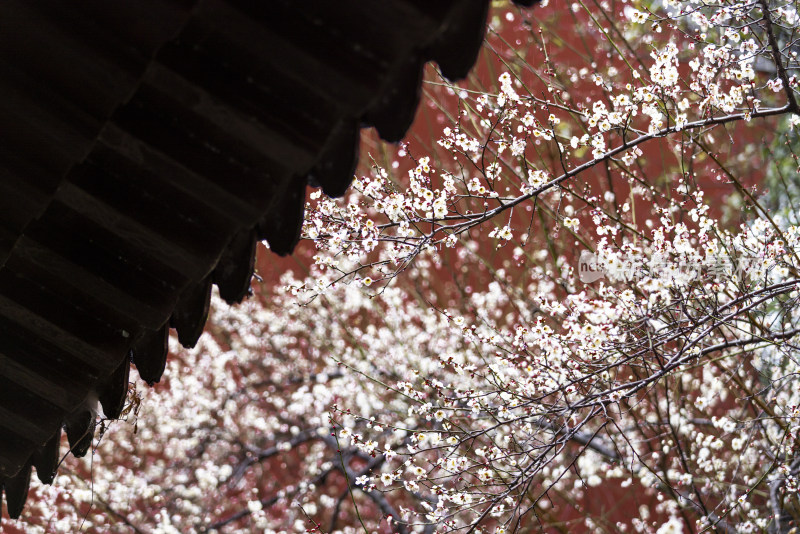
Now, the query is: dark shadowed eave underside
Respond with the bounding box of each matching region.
[0,0,537,522]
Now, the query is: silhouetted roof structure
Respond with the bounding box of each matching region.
[0,0,536,521]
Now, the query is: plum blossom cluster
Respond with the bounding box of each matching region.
[290,179,800,533]
[582,209,799,286]
[300,0,800,297]
[20,182,800,532]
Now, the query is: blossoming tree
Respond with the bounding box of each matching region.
[10,0,800,532]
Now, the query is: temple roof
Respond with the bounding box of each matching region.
[0,0,535,521]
